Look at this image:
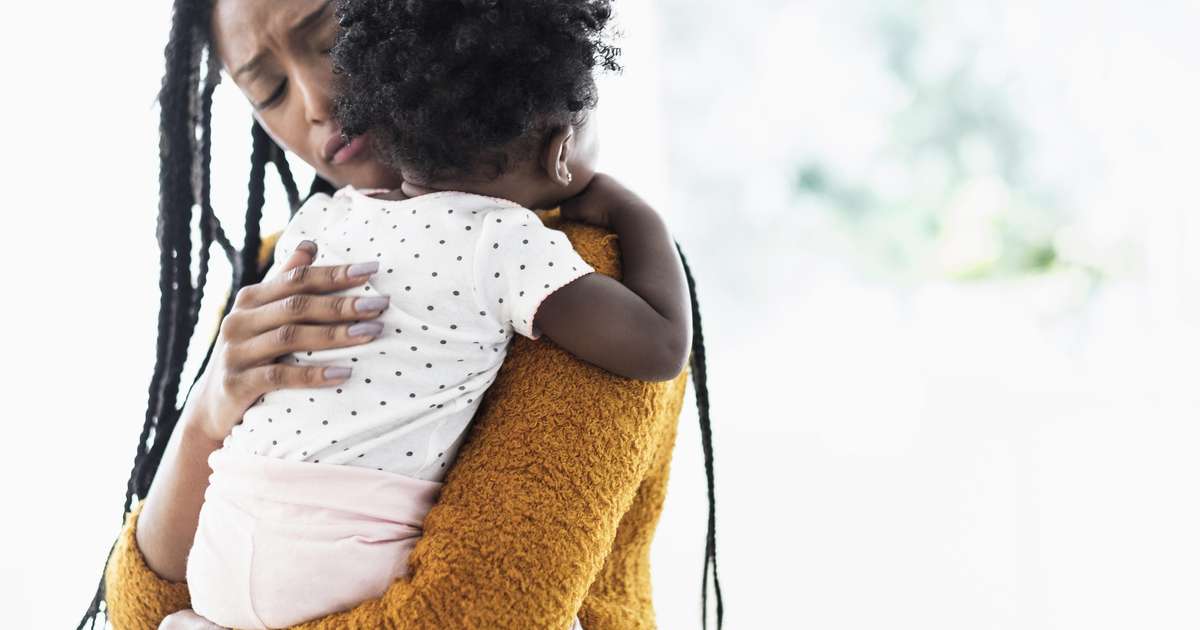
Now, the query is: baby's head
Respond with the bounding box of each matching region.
[332,0,621,209]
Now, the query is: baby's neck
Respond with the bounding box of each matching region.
[402,165,580,210]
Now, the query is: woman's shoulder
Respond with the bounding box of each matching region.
[535,209,622,280]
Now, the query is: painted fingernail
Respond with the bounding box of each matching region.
[323,367,352,380]
[347,321,384,338]
[355,296,390,312]
[348,261,379,277]
[296,240,317,255]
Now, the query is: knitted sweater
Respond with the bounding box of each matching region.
[103,213,688,630]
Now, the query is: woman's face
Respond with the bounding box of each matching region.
[211,0,403,190]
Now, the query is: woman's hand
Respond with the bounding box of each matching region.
[132,239,393,582]
[184,239,390,444]
[158,609,226,630]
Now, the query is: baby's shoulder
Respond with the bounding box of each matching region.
[537,213,622,279]
[475,203,543,227]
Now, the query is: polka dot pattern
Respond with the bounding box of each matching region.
[225,188,593,481]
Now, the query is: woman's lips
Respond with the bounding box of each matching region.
[329,134,368,166]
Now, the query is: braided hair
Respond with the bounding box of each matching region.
[78,1,720,628]
[75,1,323,626]
[678,243,724,629]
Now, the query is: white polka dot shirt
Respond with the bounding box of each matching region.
[224,187,595,480]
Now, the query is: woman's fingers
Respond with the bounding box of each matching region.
[235,258,379,311]
[231,318,386,367]
[243,237,320,305]
[239,290,391,340]
[225,261,384,340]
[279,239,318,272]
[235,362,354,399]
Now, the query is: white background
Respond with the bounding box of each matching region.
[3,1,1200,629]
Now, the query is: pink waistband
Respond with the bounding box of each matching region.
[191,447,445,628]
[206,446,444,523]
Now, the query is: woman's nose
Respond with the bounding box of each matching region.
[294,67,333,125]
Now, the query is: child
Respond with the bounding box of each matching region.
[186,1,690,628]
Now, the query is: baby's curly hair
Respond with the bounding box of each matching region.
[332,0,621,183]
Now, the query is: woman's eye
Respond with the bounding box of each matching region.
[255,80,288,110]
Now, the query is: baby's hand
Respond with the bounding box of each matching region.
[559,173,630,228]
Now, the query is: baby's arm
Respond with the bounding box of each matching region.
[535,174,692,381]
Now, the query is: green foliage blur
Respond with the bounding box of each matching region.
[794,8,1099,283]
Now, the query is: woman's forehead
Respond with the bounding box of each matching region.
[211,0,330,68]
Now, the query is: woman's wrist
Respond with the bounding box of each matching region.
[178,378,227,448]
[179,407,225,455]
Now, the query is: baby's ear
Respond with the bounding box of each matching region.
[540,125,575,187]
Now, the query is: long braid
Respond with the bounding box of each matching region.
[77,1,277,626]
[677,244,724,630]
[190,49,224,328]
[141,44,226,492]
[241,121,271,288]
[144,123,278,509]
[126,0,202,514]
[271,143,303,213]
[200,56,237,270]
[77,2,209,627]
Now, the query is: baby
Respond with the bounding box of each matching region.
[186,1,688,629]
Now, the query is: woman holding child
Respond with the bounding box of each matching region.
[80,1,721,628]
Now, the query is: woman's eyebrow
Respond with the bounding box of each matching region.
[233,2,332,80]
[291,1,333,34]
[234,53,266,80]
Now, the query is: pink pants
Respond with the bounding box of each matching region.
[186,446,443,630]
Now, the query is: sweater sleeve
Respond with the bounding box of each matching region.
[103,218,677,630]
[103,500,192,630]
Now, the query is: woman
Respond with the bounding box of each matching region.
[80,0,722,628]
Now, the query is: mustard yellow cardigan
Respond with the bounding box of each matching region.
[103,214,688,629]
